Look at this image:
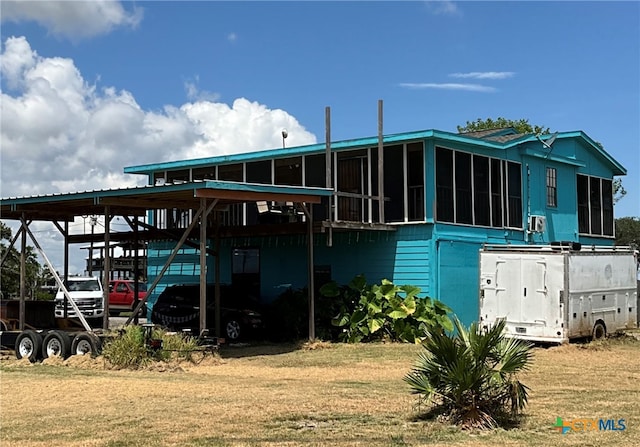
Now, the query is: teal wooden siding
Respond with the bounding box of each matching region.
[436,239,481,327]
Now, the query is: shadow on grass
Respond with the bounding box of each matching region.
[409,405,529,431]
[218,341,303,358]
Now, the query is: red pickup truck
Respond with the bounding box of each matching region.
[108,280,147,316]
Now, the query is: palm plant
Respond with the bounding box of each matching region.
[404,318,533,429]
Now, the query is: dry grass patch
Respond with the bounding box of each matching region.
[1,338,639,446]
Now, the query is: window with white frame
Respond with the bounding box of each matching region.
[436,147,522,229]
[546,167,557,207]
[577,174,613,236]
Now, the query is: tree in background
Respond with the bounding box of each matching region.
[615,217,640,249]
[613,178,626,203]
[0,222,48,299]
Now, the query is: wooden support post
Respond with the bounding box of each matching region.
[299,203,315,342]
[378,99,385,224]
[199,198,209,335]
[19,216,26,330]
[102,207,111,330]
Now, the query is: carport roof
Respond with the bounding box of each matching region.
[0,180,333,222]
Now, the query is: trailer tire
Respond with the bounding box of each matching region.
[592,321,606,341]
[15,330,43,363]
[71,332,102,357]
[42,330,72,359]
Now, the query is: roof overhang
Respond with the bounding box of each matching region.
[0,180,333,222]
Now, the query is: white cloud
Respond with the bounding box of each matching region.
[184,76,221,103]
[450,71,515,80]
[0,36,317,274]
[399,82,496,93]
[1,0,143,40]
[424,1,460,16]
[0,36,317,200]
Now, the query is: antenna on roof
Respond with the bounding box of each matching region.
[536,131,558,150]
[281,129,288,148]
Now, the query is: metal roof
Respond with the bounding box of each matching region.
[0,180,333,222]
[123,128,626,176]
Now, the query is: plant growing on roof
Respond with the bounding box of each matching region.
[320,275,453,343]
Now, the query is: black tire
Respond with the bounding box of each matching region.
[15,330,43,363]
[592,321,606,341]
[71,332,102,357]
[133,302,148,318]
[225,319,242,341]
[42,330,72,359]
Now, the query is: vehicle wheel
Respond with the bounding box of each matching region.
[42,330,72,359]
[15,330,43,363]
[225,319,242,341]
[592,321,606,341]
[134,303,148,318]
[71,332,102,357]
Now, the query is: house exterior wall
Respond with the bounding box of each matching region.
[138,129,625,327]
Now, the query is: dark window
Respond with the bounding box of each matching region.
[304,154,326,187]
[167,169,189,183]
[577,174,614,237]
[473,155,490,226]
[455,152,473,225]
[407,143,425,221]
[218,164,243,182]
[577,174,589,233]
[490,159,503,227]
[602,179,614,236]
[436,147,454,222]
[153,172,166,185]
[193,166,217,181]
[275,157,302,186]
[507,162,522,228]
[590,177,602,235]
[305,154,328,221]
[546,167,557,207]
[384,145,404,222]
[436,149,521,229]
[370,150,379,222]
[337,156,365,221]
[246,160,271,184]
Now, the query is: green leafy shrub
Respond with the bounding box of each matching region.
[404,318,533,429]
[102,325,202,369]
[321,275,453,343]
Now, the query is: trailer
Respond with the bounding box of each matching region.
[1,299,105,362]
[479,243,638,343]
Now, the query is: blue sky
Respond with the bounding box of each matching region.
[1,1,639,273]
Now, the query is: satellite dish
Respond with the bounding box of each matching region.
[537,131,558,150]
[281,129,288,139]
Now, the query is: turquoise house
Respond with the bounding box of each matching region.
[125,127,626,326]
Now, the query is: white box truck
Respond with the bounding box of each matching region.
[479,243,638,343]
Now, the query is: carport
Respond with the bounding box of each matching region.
[1,180,333,340]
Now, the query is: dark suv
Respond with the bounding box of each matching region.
[150,284,263,342]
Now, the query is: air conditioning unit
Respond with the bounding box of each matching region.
[528,215,546,233]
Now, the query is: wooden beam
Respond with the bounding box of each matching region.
[194,188,323,204]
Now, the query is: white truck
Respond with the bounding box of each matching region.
[479,243,638,343]
[55,276,104,323]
